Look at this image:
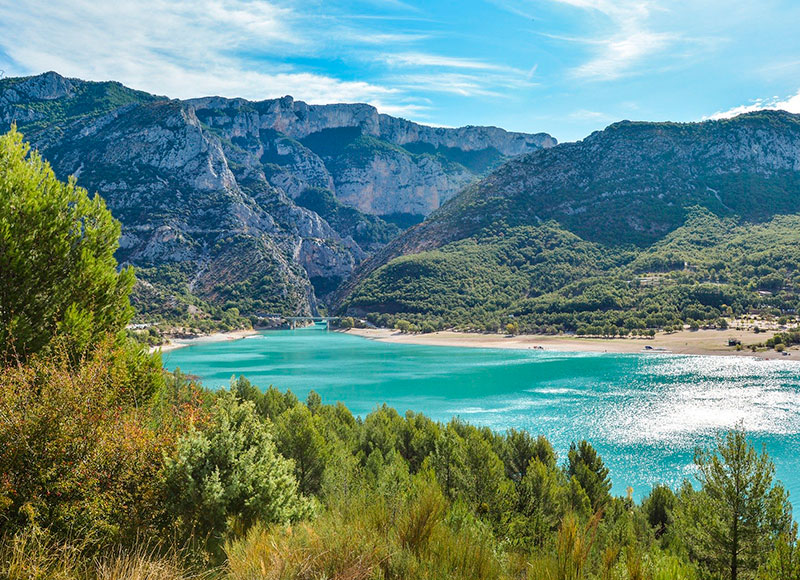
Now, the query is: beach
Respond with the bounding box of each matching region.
[344,327,797,360]
[150,325,797,361]
[152,328,260,353]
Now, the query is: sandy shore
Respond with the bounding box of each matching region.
[344,328,798,361]
[151,328,260,353]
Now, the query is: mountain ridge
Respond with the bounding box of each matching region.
[338,110,800,333]
[0,71,555,324]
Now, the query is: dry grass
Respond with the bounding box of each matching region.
[0,529,209,580]
[96,547,212,580]
[226,521,387,580]
[225,482,504,580]
[0,527,87,580]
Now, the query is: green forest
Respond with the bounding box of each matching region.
[2,126,800,580]
[344,212,800,335]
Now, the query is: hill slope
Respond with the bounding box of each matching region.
[340,112,800,333]
[0,72,554,324]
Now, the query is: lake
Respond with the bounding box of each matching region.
[163,328,800,501]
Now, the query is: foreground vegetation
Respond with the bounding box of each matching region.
[2,119,799,580]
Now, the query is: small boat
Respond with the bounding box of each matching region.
[642,346,671,353]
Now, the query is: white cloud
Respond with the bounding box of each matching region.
[378,52,537,98]
[548,0,680,81]
[568,109,613,121]
[381,52,514,71]
[391,71,537,98]
[704,90,800,120]
[502,0,706,82]
[339,32,431,45]
[571,29,676,80]
[0,0,426,115]
[0,0,539,120]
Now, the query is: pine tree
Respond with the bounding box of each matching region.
[680,427,792,580]
[567,440,612,510]
[0,126,134,362]
[164,393,308,544]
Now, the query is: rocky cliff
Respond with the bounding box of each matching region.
[0,72,554,321]
[338,111,800,331]
[187,95,555,218]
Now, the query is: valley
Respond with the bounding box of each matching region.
[0,71,554,330]
[6,0,800,573]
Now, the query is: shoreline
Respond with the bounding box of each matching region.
[151,328,260,353]
[343,328,798,361]
[149,326,798,362]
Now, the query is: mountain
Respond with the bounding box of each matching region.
[0,72,555,323]
[186,94,555,222]
[340,111,800,333]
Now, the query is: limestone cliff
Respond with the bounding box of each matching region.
[0,72,554,320]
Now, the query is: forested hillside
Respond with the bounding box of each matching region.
[0,72,554,329]
[341,112,800,334]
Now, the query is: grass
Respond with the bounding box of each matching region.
[225,479,504,580]
[0,529,212,580]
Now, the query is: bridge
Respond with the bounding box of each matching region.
[254,313,341,329]
[285,316,339,330]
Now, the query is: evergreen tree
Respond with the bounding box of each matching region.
[642,484,676,535]
[516,457,565,546]
[504,429,556,482]
[567,440,612,511]
[0,126,133,362]
[164,393,308,544]
[275,404,328,495]
[432,425,467,499]
[680,427,792,580]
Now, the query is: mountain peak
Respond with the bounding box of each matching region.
[6,71,77,101]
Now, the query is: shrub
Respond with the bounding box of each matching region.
[164,393,309,547]
[0,338,180,548]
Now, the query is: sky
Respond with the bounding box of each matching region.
[1,0,800,142]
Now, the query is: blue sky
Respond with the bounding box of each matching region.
[1,0,800,141]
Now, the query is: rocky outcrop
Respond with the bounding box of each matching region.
[0,70,76,103]
[19,98,357,316]
[188,95,556,217]
[0,72,554,318]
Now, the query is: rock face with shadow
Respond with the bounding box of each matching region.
[0,72,554,318]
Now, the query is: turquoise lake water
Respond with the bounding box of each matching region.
[163,328,800,501]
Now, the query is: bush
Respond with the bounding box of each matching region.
[0,338,181,548]
[226,474,502,580]
[164,393,309,548]
[421,321,437,334]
